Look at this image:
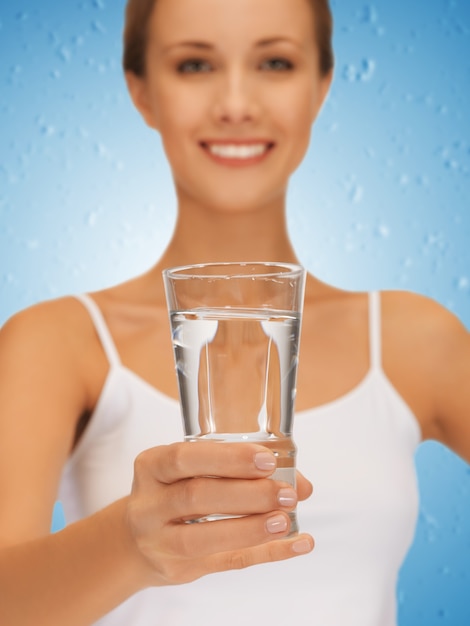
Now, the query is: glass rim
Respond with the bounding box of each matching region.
[162,261,305,280]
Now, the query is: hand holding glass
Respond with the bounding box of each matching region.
[163,262,306,534]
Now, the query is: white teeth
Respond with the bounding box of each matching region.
[207,143,268,159]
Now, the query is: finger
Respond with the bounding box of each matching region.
[296,470,313,501]
[133,441,277,487]
[150,531,314,585]
[164,477,298,521]
[199,532,314,578]
[162,511,295,560]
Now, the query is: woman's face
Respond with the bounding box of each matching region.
[128,0,331,213]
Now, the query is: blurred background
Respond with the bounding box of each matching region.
[0,0,469,623]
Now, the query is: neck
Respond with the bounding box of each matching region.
[156,198,300,270]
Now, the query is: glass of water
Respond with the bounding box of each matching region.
[162,262,306,533]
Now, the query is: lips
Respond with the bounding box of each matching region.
[200,140,274,165]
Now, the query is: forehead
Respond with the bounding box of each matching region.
[148,0,315,49]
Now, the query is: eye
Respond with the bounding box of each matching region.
[260,58,294,72]
[177,59,212,74]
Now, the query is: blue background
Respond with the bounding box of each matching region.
[0,1,469,623]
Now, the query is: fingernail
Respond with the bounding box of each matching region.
[266,514,288,534]
[292,538,313,554]
[278,488,297,508]
[254,452,276,471]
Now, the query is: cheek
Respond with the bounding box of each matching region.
[156,104,204,176]
[275,90,315,168]
[155,87,205,144]
[273,83,316,135]
[274,93,316,178]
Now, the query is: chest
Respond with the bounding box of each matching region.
[112,304,372,414]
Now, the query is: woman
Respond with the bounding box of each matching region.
[0,0,469,624]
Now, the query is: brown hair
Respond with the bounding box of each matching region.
[123,0,334,77]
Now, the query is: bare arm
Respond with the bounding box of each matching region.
[384,291,470,462]
[0,301,313,626]
[426,304,470,462]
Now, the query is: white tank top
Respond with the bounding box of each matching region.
[58,292,421,626]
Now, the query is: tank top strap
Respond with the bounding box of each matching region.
[74,293,121,366]
[368,291,382,371]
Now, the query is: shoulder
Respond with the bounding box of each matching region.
[1,296,94,355]
[0,296,102,410]
[380,289,467,348]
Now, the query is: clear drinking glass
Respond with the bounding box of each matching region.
[163,262,306,533]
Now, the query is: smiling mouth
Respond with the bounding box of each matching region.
[201,142,274,161]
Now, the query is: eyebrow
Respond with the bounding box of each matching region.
[162,36,300,54]
[256,37,300,47]
[162,41,213,53]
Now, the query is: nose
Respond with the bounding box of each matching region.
[212,68,259,125]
